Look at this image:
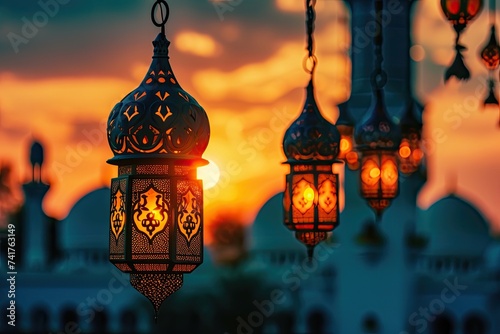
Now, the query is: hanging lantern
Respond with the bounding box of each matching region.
[440,0,483,81]
[282,80,342,257]
[106,0,210,319]
[398,101,423,176]
[281,0,342,258]
[355,88,401,220]
[480,25,500,105]
[337,102,359,170]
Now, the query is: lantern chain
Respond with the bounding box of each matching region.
[303,0,318,76]
[371,0,387,89]
[151,0,170,36]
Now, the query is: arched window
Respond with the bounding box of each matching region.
[120,309,137,334]
[60,307,79,333]
[362,313,380,333]
[91,310,108,334]
[431,313,454,334]
[30,307,50,334]
[307,309,327,334]
[463,313,488,334]
[278,311,295,334]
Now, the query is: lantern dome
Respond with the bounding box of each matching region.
[421,194,490,257]
[107,33,210,165]
[355,88,401,151]
[282,80,340,163]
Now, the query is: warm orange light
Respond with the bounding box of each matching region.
[340,138,351,153]
[369,167,381,179]
[412,148,424,161]
[346,151,359,165]
[197,159,221,190]
[304,186,315,203]
[399,145,411,159]
[381,160,398,185]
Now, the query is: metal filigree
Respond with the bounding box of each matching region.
[110,188,126,240]
[283,80,340,163]
[132,186,169,242]
[355,89,401,151]
[107,33,210,163]
[130,273,183,321]
[177,189,201,244]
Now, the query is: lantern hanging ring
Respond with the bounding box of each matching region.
[303,55,318,75]
[151,0,170,35]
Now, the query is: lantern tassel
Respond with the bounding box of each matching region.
[445,44,470,82]
[306,245,315,262]
[484,80,499,106]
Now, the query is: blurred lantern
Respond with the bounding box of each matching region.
[440,0,483,81]
[337,102,359,170]
[282,0,342,258]
[479,0,500,106]
[106,0,210,319]
[354,0,401,221]
[398,102,423,176]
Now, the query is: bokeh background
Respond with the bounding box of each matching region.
[0,0,499,235]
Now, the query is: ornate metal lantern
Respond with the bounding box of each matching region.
[106,1,209,318]
[355,88,401,220]
[337,102,359,170]
[282,0,341,258]
[282,80,341,258]
[355,0,401,221]
[398,102,423,176]
[479,23,500,105]
[440,0,483,81]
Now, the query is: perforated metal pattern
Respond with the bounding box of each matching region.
[114,263,132,272]
[130,273,183,317]
[110,178,127,260]
[171,264,197,272]
[131,178,170,258]
[136,164,168,175]
[133,263,168,272]
[175,180,202,262]
[119,166,132,176]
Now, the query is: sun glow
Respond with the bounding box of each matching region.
[198,160,221,190]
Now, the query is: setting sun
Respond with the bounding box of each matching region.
[197,159,221,190]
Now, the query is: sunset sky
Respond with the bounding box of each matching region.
[1,0,500,235]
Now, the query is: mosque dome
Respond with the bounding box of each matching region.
[251,192,305,252]
[486,240,500,271]
[421,194,490,257]
[60,187,110,251]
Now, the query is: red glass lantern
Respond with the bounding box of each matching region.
[480,25,500,105]
[398,102,423,175]
[282,80,341,257]
[441,0,482,31]
[106,1,210,319]
[440,0,483,81]
[355,88,401,220]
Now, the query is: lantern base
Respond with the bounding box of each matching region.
[130,273,183,321]
[295,231,328,260]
